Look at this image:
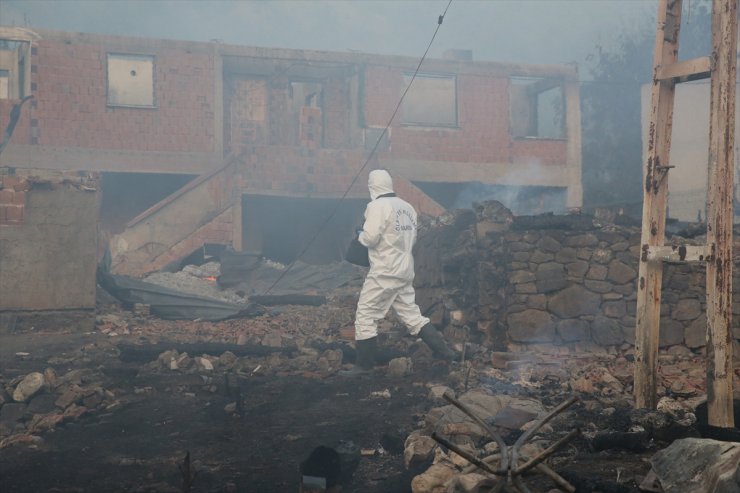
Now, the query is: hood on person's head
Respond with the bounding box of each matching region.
[368,169,394,200]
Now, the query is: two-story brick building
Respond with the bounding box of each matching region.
[0,27,582,277]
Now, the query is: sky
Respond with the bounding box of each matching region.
[0,0,661,71]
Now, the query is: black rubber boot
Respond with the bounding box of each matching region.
[338,337,378,376]
[355,337,378,369]
[418,323,457,361]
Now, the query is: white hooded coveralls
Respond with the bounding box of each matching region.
[354,170,430,341]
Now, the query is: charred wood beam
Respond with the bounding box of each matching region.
[514,429,580,475]
[442,390,509,473]
[590,430,650,452]
[430,432,505,478]
[511,396,579,462]
[535,464,576,493]
[117,342,293,362]
[440,394,577,493]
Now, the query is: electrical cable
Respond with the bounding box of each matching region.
[262,0,454,295]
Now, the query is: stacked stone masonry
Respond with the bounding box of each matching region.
[415,201,736,351]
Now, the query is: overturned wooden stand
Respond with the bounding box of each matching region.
[432,392,580,493]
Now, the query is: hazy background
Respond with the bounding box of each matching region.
[1,0,657,67]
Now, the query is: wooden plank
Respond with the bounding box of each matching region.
[657,56,712,82]
[645,245,708,263]
[634,0,683,410]
[705,0,737,428]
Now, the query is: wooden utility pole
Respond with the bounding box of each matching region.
[634,0,737,427]
[634,0,682,410]
[706,0,737,428]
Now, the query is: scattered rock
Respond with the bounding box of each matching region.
[388,357,413,377]
[195,357,214,371]
[493,405,539,430]
[13,373,46,403]
[43,368,58,391]
[448,473,497,493]
[425,390,545,439]
[176,352,193,369]
[0,403,27,423]
[428,386,453,401]
[28,413,65,433]
[370,389,391,399]
[411,462,458,493]
[404,431,437,470]
[650,438,740,492]
[55,385,86,409]
[27,394,57,415]
[0,433,43,449]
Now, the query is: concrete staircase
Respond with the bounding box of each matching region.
[109,158,238,277]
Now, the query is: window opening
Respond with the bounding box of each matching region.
[107,53,155,107]
[510,76,565,139]
[401,73,457,127]
[0,40,31,99]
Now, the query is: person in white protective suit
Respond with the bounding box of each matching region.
[350,169,455,371]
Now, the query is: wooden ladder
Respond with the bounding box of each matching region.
[634,0,738,427]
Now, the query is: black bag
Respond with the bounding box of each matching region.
[345,236,369,267]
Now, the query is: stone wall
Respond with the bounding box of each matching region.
[415,201,736,351]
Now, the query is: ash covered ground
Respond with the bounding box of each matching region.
[0,277,728,493]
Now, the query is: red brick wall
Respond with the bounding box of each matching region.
[26,39,215,152]
[0,176,28,225]
[226,77,268,155]
[1,35,572,199]
[363,66,567,166]
[323,75,351,148]
[238,146,372,196]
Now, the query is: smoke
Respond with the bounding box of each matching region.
[451,160,567,215]
[1,1,654,66]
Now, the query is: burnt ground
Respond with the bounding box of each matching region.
[0,328,659,493]
[0,331,428,493]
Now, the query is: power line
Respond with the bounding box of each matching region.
[263,0,454,295]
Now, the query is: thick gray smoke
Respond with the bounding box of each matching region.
[452,160,568,215]
[0,1,655,66]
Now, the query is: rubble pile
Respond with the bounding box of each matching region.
[144,262,246,304]
[400,370,709,493]
[0,365,119,449]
